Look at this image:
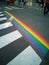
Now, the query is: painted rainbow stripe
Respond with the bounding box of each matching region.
[5,11,49,58]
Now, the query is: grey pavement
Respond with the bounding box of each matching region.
[0,3,49,65]
[5,7,49,40]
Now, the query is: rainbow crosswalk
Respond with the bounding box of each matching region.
[0,11,43,65]
[4,11,49,58]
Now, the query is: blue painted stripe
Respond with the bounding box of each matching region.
[11,19,48,55]
[4,11,48,56]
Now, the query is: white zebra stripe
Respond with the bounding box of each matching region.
[0,30,22,48]
[0,22,13,30]
[7,46,42,65]
[0,14,4,16]
[0,12,2,14]
[0,17,7,21]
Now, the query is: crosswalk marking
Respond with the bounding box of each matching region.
[5,7,12,10]
[0,14,4,16]
[0,22,13,30]
[0,12,2,14]
[4,6,24,10]
[0,30,22,48]
[0,17,7,21]
[0,11,42,65]
[11,6,24,9]
[7,46,42,65]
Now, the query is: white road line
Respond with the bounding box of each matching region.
[7,46,42,65]
[0,12,2,14]
[0,14,4,16]
[11,7,23,9]
[0,30,22,48]
[0,17,7,21]
[5,7,12,10]
[0,22,13,30]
